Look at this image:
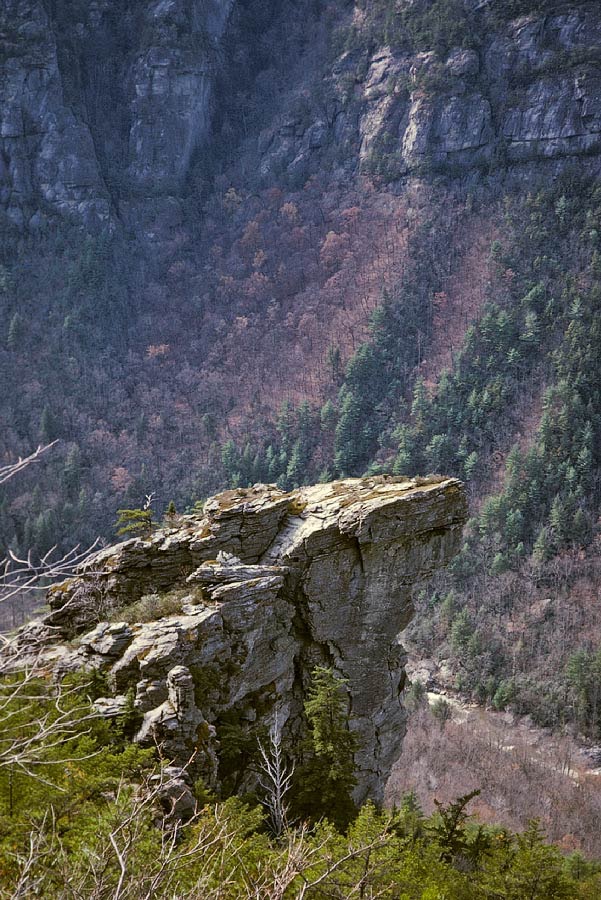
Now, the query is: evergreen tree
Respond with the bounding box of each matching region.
[115,507,154,538]
[62,445,82,497]
[550,495,572,546]
[286,439,304,487]
[532,526,553,566]
[291,666,358,828]
[39,404,58,442]
[320,399,337,432]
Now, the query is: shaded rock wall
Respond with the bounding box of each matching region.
[5,2,601,233]
[23,476,467,802]
[0,0,235,230]
[259,4,601,186]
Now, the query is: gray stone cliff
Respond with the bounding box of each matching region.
[1,0,234,231]
[19,476,467,802]
[263,2,601,185]
[4,2,601,232]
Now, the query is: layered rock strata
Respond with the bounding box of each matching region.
[20,476,467,802]
[6,2,601,231]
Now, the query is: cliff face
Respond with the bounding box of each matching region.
[361,7,601,176]
[0,0,234,230]
[4,1,601,233]
[23,476,467,802]
[259,2,601,187]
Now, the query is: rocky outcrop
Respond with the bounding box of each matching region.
[19,476,467,802]
[261,4,601,184]
[0,0,111,229]
[358,6,601,177]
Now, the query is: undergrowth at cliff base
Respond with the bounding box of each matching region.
[1,670,601,897]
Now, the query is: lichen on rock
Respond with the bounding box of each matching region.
[17,475,467,803]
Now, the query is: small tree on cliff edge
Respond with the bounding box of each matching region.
[115,494,156,538]
[291,666,358,829]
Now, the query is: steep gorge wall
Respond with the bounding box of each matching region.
[4,1,601,233]
[0,0,235,230]
[256,1,601,189]
[20,476,467,802]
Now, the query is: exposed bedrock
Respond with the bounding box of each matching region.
[0,0,235,232]
[6,3,601,233]
[18,476,467,802]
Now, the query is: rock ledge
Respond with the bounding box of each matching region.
[19,475,467,802]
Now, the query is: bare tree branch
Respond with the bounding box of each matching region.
[0,662,102,784]
[257,712,295,837]
[0,442,102,608]
[0,541,102,606]
[0,442,58,486]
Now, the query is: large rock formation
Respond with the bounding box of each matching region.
[0,0,234,232]
[20,475,467,802]
[259,3,601,186]
[5,1,601,233]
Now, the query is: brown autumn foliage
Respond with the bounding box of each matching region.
[388,700,601,857]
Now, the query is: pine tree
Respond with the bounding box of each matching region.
[464,451,478,481]
[164,500,178,526]
[411,377,430,434]
[62,446,82,497]
[429,790,481,863]
[320,399,337,432]
[334,388,366,474]
[291,666,358,828]
[532,526,553,566]
[115,507,154,538]
[221,440,240,485]
[39,405,58,442]
[572,508,593,547]
[7,312,24,349]
[286,440,304,486]
[450,610,473,654]
[550,494,572,546]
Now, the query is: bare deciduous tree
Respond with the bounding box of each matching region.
[6,770,392,900]
[0,667,100,785]
[0,442,57,486]
[0,443,105,791]
[256,713,295,836]
[0,542,101,608]
[0,442,100,609]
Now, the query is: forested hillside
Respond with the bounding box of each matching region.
[4,0,601,839]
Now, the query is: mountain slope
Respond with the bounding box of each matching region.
[3,1,601,743]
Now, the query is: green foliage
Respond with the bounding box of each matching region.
[115,507,154,538]
[291,666,358,829]
[429,789,483,862]
[405,679,427,712]
[450,609,473,654]
[565,648,601,738]
[351,0,474,58]
[6,311,24,349]
[402,0,473,57]
[218,215,451,489]
[2,779,598,898]
[0,672,154,823]
[0,673,600,896]
[430,696,452,728]
[492,679,517,711]
[114,590,186,623]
